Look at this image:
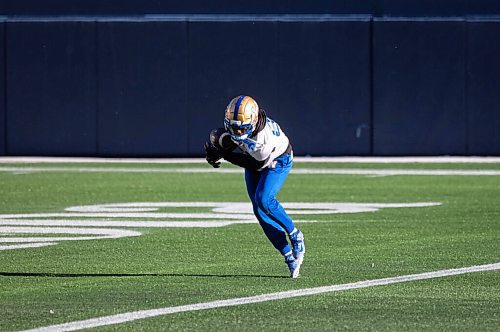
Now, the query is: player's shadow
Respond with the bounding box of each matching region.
[0,272,288,279]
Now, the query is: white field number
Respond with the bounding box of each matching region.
[0,201,441,250]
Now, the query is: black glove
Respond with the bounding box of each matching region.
[204,141,223,168]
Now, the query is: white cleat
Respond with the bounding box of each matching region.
[290,230,305,266]
[285,255,302,278]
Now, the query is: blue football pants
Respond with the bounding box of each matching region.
[244,153,296,256]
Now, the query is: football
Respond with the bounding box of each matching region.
[209,128,237,151]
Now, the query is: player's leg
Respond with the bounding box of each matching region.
[254,154,305,266]
[246,168,300,277]
[254,155,296,234]
[244,169,292,256]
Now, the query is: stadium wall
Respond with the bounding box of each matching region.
[2,0,500,16]
[1,17,499,156]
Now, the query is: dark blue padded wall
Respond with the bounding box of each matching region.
[0,0,374,15]
[0,22,4,155]
[2,17,500,157]
[6,21,97,155]
[187,21,278,155]
[278,20,371,155]
[4,0,500,16]
[377,0,466,16]
[373,20,466,155]
[97,21,188,156]
[466,20,500,155]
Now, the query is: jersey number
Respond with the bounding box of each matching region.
[267,119,281,136]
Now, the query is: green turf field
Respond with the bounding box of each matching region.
[0,160,499,331]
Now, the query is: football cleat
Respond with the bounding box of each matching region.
[285,255,301,278]
[290,230,305,265]
[224,95,259,141]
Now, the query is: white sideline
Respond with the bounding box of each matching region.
[1,166,500,176]
[23,262,500,332]
[1,156,500,164]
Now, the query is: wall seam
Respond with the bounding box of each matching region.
[369,17,374,156]
[3,22,8,155]
[464,19,469,155]
[94,20,100,156]
[185,19,190,156]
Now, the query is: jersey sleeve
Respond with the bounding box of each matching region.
[222,151,267,170]
[225,117,289,171]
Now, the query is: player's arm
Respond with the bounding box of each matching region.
[204,128,237,168]
[222,151,268,170]
[204,128,268,170]
[223,137,272,170]
[204,142,224,168]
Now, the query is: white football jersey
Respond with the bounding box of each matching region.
[235,117,290,170]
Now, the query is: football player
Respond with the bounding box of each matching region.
[204,95,305,278]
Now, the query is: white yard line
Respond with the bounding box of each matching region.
[1,156,500,164]
[296,156,500,163]
[23,262,500,332]
[1,166,500,176]
[0,157,207,164]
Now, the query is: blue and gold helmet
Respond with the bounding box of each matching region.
[224,95,259,141]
